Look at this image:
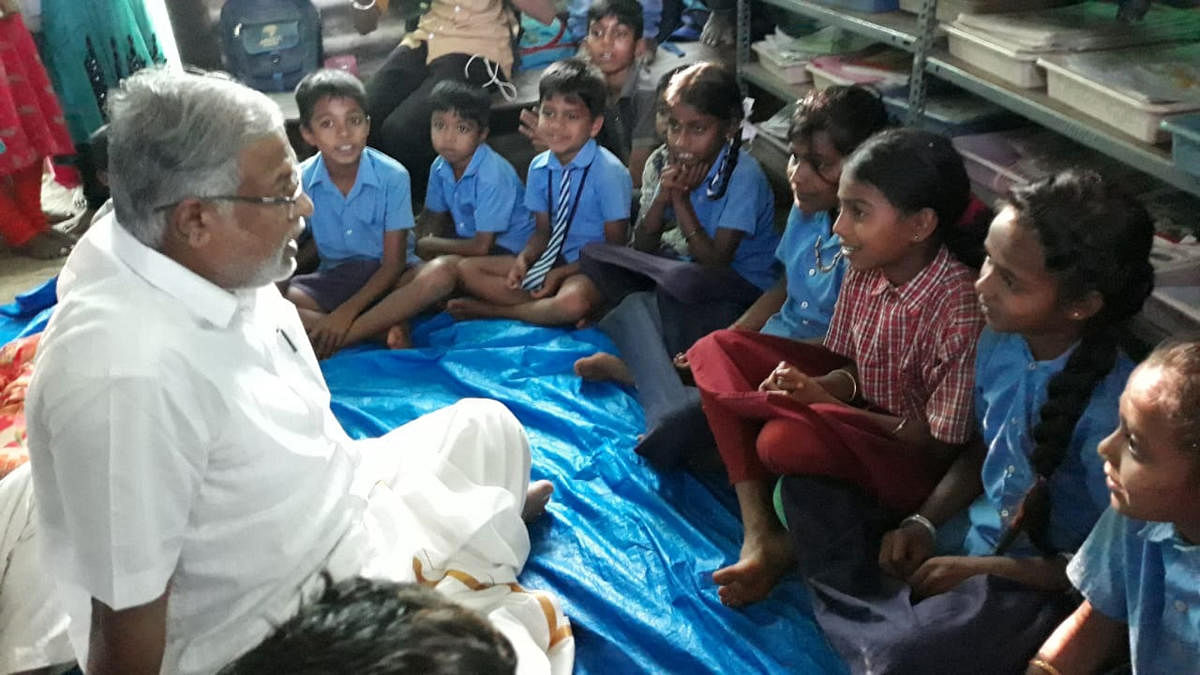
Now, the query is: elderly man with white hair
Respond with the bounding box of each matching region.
[25,69,568,675]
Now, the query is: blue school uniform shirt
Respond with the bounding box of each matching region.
[680,145,779,291]
[1068,508,1200,673]
[961,328,1132,558]
[425,143,533,255]
[301,147,417,269]
[525,139,631,263]
[760,207,843,340]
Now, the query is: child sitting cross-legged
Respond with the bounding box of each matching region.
[285,68,417,358]
[686,128,989,608]
[449,58,632,326]
[1030,338,1200,675]
[336,80,534,349]
[781,170,1156,674]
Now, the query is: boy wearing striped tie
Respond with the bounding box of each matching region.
[449,59,632,325]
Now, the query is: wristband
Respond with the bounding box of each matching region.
[900,513,936,541]
[829,368,858,402]
[1028,658,1063,675]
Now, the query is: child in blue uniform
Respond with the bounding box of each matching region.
[339,81,533,349]
[449,59,632,326]
[286,69,416,358]
[781,170,1156,674]
[574,85,888,469]
[1031,338,1200,675]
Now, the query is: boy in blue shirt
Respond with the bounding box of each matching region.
[338,80,535,349]
[450,58,632,326]
[286,69,416,358]
[523,0,657,185]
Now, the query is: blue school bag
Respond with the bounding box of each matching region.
[220,0,322,92]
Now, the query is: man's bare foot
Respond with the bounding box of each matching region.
[522,480,554,522]
[446,297,501,320]
[712,527,796,607]
[573,352,634,385]
[385,322,412,349]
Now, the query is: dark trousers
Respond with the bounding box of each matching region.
[364,43,501,203]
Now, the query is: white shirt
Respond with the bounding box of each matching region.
[27,214,368,674]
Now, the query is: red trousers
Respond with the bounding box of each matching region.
[688,329,941,513]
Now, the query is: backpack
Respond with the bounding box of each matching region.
[220,0,322,93]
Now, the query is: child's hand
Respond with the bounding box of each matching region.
[506,255,529,290]
[878,522,935,581]
[308,306,357,359]
[908,556,987,600]
[657,164,686,199]
[672,351,691,372]
[529,267,565,299]
[519,108,548,153]
[759,362,836,405]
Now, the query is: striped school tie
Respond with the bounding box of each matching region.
[522,167,572,291]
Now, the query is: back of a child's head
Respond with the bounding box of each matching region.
[295,69,368,128]
[788,85,889,156]
[1140,338,1200,456]
[587,0,644,39]
[995,170,1155,556]
[842,127,984,267]
[664,62,741,125]
[429,80,491,131]
[538,58,607,118]
[219,577,517,675]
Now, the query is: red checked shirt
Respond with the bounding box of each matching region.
[824,246,984,444]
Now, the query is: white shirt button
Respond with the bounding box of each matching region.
[800,301,809,309]
[345,229,352,235]
[1011,416,1020,425]
[808,268,816,276]
[1175,600,1187,612]
[1000,508,1010,518]
[1028,362,1038,371]
[1006,464,1016,476]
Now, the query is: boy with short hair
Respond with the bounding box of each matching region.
[523,0,657,184]
[286,68,417,358]
[336,80,534,349]
[450,58,632,326]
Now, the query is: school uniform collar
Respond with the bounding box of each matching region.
[435,144,488,183]
[532,138,599,172]
[867,245,956,314]
[1015,332,1078,370]
[304,148,382,195]
[106,212,246,328]
[1139,520,1200,551]
[702,143,733,184]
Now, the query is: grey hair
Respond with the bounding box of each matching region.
[107,68,286,249]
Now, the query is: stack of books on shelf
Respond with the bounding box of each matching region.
[898,0,1072,23]
[752,26,876,84]
[944,1,1200,89]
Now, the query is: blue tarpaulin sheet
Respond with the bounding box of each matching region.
[2,280,845,674]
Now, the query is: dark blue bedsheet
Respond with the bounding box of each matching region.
[2,280,845,675]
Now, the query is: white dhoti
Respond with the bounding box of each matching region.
[327,399,574,675]
[0,462,72,673]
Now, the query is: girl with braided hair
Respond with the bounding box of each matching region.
[1031,339,1200,675]
[781,169,1154,674]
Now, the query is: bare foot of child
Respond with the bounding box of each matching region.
[385,322,411,349]
[522,480,554,522]
[573,352,635,385]
[446,297,500,320]
[701,12,735,47]
[712,527,796,607]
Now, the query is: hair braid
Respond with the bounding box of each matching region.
[994,170,1154,556]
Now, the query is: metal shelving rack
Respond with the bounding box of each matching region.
[736,0,1200,200]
